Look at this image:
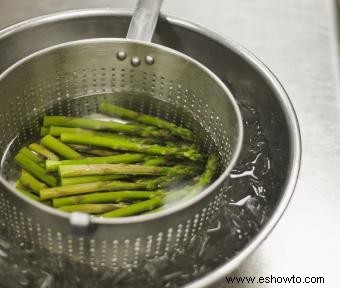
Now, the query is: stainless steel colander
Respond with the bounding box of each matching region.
[0,0,243,269]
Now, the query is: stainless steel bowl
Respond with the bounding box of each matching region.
[0,9,301,287]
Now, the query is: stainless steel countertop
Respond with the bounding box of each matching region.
[0,0,339,287]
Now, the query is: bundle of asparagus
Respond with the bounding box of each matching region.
[13,101,219,217]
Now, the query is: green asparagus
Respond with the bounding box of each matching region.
[19,170,47,195]
[60,133,202,160]
[13,100,219,218]
[53,190,163,207]
[184,153,219,199]
[100,102,194,141]
[29,143,60,160]
[40,127,50,136]
[15,153,57,187]
[19,147,44,164]
[164,154,219,205]
[43,116,171,138]
[58,163,196,178]
[40,135,83,160]
[101,196,163,218]
[40,177,169,200]
[16,181,51,205]
[60,175,125,186]
[48,126,158,145]
[45,153,146,172]
[143,156,167,166]
[69,144,117,156]
[47,126,91,136]
[15,180,26,190]
[16,186,41,202]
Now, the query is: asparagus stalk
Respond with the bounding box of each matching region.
[147,154,219,214]
[69,144,117,156]
[43,116,171,139]
[15,153,57,187]
[40,135,83,160]
[53,190,163,207]
[29,143,60,160]
[45,153,146,172]
[48,126,158,145]
[83,149,115,157]
[60,133,202,161]
[47,126,91,136]
[184,153,218,191]
[74,129,192,147]
[16,180,40,200]
[15,181,51,205]
[143,156,167,166]
[63,130,196,154]
[58,163,196,178]
[101,196,163,218]
[40,177,169,200]
[16,185,41,202]
[40,127,50,136]
[62,129,195,149]
[165,154,219,204]
[100,102,194,141]
[19,170,47,195]
[19,147,44,164]
[58,203,125,214]
[15,180,26,190]
[61,175,125,186]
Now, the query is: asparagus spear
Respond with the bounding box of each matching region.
[74,129,189,147]
[100,102,194,141]
[19,170,47,195]
[40,127,50,136]
[29,143,60,160]
[16,180,40,199]
[48,126,158,145]
[47,126,91,136]
[58,163,196,178]
[83,150,115,157]
[165,154,219,204]
[61,175,125,186]
[40,177,169,200]
[19,147,44,164]
[61,129,195,149]
[194,154,219,187]
[53,190,163,207]
[143,156,167,166]
[45,153,146,172]
[16,184,41,202]
[69,144,117,156]
[146,154,219,215]
[15,180,26,190]
[58,203,125,214]
[60,133,202,161]
[40,135,83,160]
[101,196,163,218]
[15,181,51,205]
[15,153,57,187]
[43,116,171,139]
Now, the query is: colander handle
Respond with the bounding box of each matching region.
[126,0,163,42]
